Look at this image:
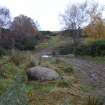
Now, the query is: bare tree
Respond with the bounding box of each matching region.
[61,1,105,54]
[87,2,104,23]
[0,7,11,39]
[61,1,88,55]
[0,7,11,28]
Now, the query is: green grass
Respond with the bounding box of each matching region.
[0,78,28,105]
[80,56,105,64]
[83,96,105,105]
[0,79,13,95]
[0,51,104,105]
[80,85,96,92]
[56,80,72,88]
[92,57,105,64]
[26,81,56,93]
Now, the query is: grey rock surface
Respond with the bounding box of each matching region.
[27,66,59,81]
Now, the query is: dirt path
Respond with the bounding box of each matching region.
[62,57,105,95]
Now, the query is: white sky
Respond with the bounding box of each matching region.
[0,0,104,31]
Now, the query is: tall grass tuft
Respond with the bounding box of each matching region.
[84,96,105,105]
[0,73,28,105]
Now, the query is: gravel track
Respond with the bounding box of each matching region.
[62,57,105,95]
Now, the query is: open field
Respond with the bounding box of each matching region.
[0,51,105,105]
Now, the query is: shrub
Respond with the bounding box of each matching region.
[25,60,36,69]
[84,96,105,105]
[9,52,28,65]
[0,47,7,56]
[75,40,105,56]
[0,31,39,51]
[56,44,73,55]
[0,63,18,79]
[90,40,105,56]
[15,35,37,50]
[63,64,74,73]
[22,36,37,50]
[55,59,74,74]
[75,45,91,56]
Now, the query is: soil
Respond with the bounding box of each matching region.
[62,57,105,96]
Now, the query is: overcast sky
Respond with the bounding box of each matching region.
[0,0,104,31]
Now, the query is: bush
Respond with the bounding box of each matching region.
[0,32,39,51]
[84,96,105,105]
[75,45,91,56]
[25,60,36,69]
[56,39,105,56]
[56,44,73,55]
[63,64,74,73]
[54,59,74,74]
[0,63,18,79]
[0,47,7,56]
[15,35,37,50]
[9,52,28,65]
[91,40,105,56]
[74,40,105,56]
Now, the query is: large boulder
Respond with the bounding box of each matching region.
[27,66,59,81]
